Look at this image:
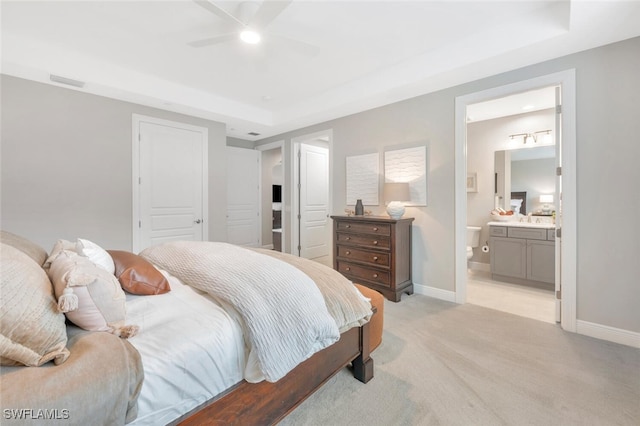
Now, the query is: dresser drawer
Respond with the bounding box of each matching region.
[335,220,391,236]
[337,261,391,287]
[507,227,547,240]
[336,232,391,249]
[337,246,390,267]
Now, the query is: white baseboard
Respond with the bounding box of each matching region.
[576,320,640,348]
[262,244,274,250]
[468,261,490,272]
[413,283,456,303]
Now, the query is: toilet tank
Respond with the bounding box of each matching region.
[467,226,481,248]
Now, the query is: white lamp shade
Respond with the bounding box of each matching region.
[384,182,410,219]
[384,182,410,202]
[539,194,554,203]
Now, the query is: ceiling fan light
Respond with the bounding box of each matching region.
[240,29,261,44]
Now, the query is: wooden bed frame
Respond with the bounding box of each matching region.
[175,317,373,425]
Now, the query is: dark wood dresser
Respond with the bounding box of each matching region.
[331,215,414,302]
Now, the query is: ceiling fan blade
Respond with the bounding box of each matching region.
[250,0,293,29]
[193,0,244,27]
[269,33,320,57]
[188,33,237,48]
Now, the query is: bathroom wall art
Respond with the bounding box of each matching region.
[346,152,379,205]
[467,172,478,192]
[384,146,427,206]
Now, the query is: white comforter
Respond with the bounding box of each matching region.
[127,273,246,426]
[141,242,360,382]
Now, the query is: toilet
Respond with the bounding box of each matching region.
[467,226,481,260]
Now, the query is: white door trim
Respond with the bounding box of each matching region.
[132,114,209,253]
[291,130,333,258]
[454,70,577,333]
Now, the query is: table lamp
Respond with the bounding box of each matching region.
[384,182,410,219]
[540,194,554,214]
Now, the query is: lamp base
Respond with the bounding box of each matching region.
[386,201,405,220]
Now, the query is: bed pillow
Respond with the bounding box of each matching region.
[76,238,115,273]
[47,250,138,338]
[0,243,70,366]
[0,230,48,266]
[107,250,171,295]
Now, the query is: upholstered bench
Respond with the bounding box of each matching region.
[354,284,384,351]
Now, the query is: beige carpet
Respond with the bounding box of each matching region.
[280,295,640,426]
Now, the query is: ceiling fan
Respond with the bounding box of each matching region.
[190,0,319,56]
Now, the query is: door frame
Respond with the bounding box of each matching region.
[131,114,209,253]
[256,140,286,251]
[291,129,333,258]
[454,70,577,332]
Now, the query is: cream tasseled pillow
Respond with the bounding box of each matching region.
[0,243,70,366]
[47,250,138,338]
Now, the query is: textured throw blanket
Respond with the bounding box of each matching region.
[140,241,341,382]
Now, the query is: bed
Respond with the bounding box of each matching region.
[0,232,381,425]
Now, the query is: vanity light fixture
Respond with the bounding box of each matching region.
[509,129,552,145]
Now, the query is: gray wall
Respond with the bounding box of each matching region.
[255,36,640,333]
[1,75,228,251]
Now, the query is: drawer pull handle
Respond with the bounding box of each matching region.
[372,273,378,278]
[345,224,350,228]
[345,237,350,240]
[345,267,350,271]
[372,256,378,261]
[373,227,378,231]
[345,251,351,255]
[373,240,378,245]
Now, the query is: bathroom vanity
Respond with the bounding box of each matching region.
[488,222,555,288]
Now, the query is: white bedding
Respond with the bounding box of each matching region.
[141,242,341,383]
[126,272,246,426]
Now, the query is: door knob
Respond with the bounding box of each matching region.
[194,219,202,224]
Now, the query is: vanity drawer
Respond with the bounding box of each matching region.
[336,232,391,250]
[335,220,391,236]
[507,227,547,241]
[336,261,391,287]
[547,229,556,241]
[490,226,507,237]
[337,246,390,267]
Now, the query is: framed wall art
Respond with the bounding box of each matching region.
[384,146,427,206]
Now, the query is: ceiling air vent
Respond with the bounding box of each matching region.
[248,132,261,136]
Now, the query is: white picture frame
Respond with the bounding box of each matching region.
[467,172,478,193]
[384,146,427,206]
[346,153,379,205]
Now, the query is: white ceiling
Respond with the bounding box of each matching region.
[2,1,640,141]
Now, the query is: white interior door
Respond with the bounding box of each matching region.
[134,116,207,252]
[299,143,329,259]
[227,147,260,247]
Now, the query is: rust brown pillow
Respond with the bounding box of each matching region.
[107,250,170,295]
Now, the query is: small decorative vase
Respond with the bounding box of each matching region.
[355,199,364,216]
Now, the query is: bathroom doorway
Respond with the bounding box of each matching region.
[257,141,285,252]
[454,70,577,332]
[466,87,557,323]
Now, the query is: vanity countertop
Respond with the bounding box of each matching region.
[488,221,555,229]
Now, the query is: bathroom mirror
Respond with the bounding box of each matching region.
[494,145,555,215]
